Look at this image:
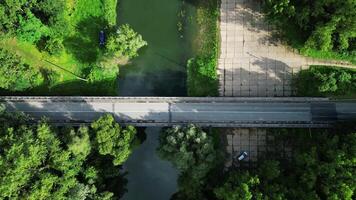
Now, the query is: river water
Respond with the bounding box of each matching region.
[117,0,197,199]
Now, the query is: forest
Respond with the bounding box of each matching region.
[264,0,356,64]
[154,124,356,200]
[0,0,146,95]
[0,108,137,199]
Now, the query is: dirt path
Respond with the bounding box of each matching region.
[218,0,355,97]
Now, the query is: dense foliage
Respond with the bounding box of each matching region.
[91,114,136,166]
[0,111,137,199]
[295,65,356,97]
[214,128,356,200]
[187,0,219,96]
[158,124,219,199]
[0,48,42,91]
[0,0,146,95]
[264,0,356,63]
[106,24,147,59]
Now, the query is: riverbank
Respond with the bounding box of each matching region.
[117,0,197,96]
[187,0,220,97]
[0,0,121,96]
[294,65,356,99]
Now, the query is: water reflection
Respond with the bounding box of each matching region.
[123,128,178,200]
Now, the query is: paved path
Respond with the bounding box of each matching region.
[218,0,355,97]
[2,97,356,127]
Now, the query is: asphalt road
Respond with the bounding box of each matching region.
[3,99,356,127]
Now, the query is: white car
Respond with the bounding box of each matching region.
[236,151,248,161]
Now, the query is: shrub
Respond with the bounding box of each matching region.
[106,24,147,59]
[16,11,49,44]
[295,66,356,97]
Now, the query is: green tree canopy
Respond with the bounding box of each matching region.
[0,112,136,200]
[91,114,136,166]
[0,122,100,199]
[106,24,147,59]
[214,129,356,200]
[265,0,356,54]
[0,48,42,91]
[158,124,219,199]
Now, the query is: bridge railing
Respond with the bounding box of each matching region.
[0,96,330,103]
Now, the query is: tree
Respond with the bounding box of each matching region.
[0,122,97,199]
[91,114,136,166]
[0,48,43,91]
[0,111,135,200]
[214,171,262,200]
[106,24,147,59]
[213,129,356,200]
[264,0,356,53]
[16,11,49,43]
[158,124,218,199]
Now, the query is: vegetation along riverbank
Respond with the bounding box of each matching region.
[0,107,138,199]
[264,0,356,64]
[294,65,356,98]
[0,0,146,95]
[187,0,220,96]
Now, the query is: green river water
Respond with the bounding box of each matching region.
[117,0,197,199]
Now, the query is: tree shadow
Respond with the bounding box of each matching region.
[0,79,118,96]
[64,16,109,63]
[220,57,294,97]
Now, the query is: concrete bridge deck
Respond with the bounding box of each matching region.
[1,97,355,128]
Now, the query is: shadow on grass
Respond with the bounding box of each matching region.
[64,16,109,63]
[0,79,118,96]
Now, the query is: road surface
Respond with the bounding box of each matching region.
[1,97,355,127]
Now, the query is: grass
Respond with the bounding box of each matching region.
[187,0,219,97]
[294,65,356,99]
[0,0,118,95]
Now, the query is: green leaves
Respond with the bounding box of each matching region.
[295,66,356,96]
[214,129,356,200]
[16,11,49,43]
[91,114,136,165]
[0,48,43,91]
[106,24,147,59]
[158,124,219,199]
[214,171,261,200]
[0,113,135,199]
[265,0,356,58]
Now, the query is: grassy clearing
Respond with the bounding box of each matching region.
[187,0,219,97]
[0,0,119,95]
[294,65,356,99]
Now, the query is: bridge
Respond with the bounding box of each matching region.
[1,96,356,128]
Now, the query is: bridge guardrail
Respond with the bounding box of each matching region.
[0,96,330,103]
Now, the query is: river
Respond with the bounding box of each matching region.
[117,0,197,199]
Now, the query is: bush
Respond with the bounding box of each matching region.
[44,36,64,55]
[16,11,49,44]
[106,24,147,59]
[187,56,218,96]
[103,0,118,26]
[187,0,219,97]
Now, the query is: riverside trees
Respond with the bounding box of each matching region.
[264,0,356,63]
[0,111,136,200]
[214,128,356,200]
[158,124,221,199]
[0,0,146,95]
